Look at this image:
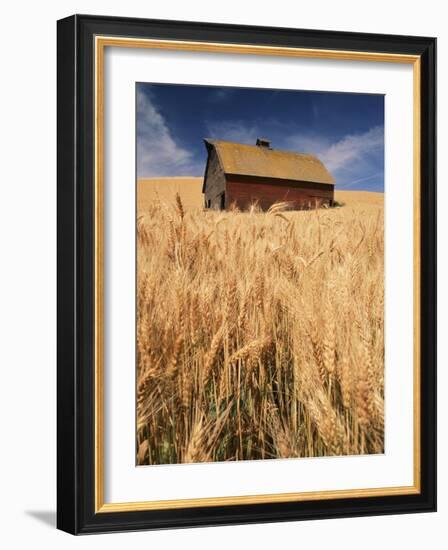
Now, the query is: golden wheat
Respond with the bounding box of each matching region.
[136,193,384,465]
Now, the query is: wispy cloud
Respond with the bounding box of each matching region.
[137,90,201,177]
[319,126,384,173]
[208,88,234,103]
[205,120,260,144]
[285,126,383,170]
[285,126,384,189]
[340,171,384,187]
[283,134,329,157]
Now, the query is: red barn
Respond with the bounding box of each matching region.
[202,138,335,211]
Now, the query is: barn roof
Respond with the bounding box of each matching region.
[204,139,335,186]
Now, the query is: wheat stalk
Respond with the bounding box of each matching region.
[136,193,384,463]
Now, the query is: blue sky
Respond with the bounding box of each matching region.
[136,83,384,192]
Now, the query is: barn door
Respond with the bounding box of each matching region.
[220,192,225,210]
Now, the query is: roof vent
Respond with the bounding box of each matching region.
[256,138,271,148]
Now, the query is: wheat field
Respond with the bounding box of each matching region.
[136,179,384,465]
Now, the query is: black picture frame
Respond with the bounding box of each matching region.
[57,14,436,535]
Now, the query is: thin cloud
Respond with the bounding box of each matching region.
[320,126,384,173]
[285,126,384,189]
[208,88,234,102]
[283,134,329,157]
[205,120,260,145]
[137,90,200,177]
[341,171,384,187]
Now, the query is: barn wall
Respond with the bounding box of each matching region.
[204,148,226,209]
[226,176,334,211]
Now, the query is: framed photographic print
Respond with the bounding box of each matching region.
[57,14,436,534]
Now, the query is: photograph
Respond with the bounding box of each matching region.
[135,83,385,466]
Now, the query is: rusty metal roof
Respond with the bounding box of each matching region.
[204,139,335,185]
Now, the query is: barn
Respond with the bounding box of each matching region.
[202,138,335,211]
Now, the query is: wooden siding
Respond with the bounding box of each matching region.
[204,148,226,209]
[226,175,334,211]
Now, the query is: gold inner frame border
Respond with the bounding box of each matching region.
[94,35,421,513]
